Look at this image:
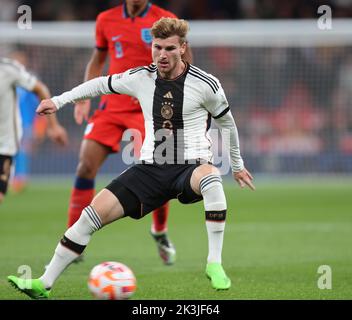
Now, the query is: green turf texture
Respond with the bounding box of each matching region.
[0,179,351,300]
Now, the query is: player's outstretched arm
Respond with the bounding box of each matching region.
[39,76,113,113]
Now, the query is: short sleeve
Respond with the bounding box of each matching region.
[95,14,108,50]
[203,82,230,119]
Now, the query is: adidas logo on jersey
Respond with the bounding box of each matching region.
[163,91,173,99]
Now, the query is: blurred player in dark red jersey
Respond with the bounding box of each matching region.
[67,0,192,265]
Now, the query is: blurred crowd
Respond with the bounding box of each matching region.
[1,0,352,21]
[198,45,352,172]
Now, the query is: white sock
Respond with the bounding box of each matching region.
[40,206,102,289]
[200,174,227,264]
[205,221,225,264]
[39,242,78,289]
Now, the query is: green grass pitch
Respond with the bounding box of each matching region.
[0,178,351,300]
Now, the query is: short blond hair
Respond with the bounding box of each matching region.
[151,17,189,44]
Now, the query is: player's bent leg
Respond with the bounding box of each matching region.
[151,202,176,265]
[67,140,110,228]
[90,188,125,225]
[190,164,220,195]
[8,189,126,299]
[63,140,111,266]
[190,164,231,290]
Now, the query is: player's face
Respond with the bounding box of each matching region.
[152,36,186,79]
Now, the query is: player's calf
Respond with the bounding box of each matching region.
[194,167,230,290]
[40,205,103,289]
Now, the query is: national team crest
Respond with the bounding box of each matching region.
[141,28,152,44]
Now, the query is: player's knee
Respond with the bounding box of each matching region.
[0,193,4,204]
[199,172,223,194]
[76,159,98,178]
[190,164,220,194]
[115,192,143,220]
[199,172,227,212]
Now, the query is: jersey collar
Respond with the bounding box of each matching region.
[157,61,190,81]
[123,1,152,18]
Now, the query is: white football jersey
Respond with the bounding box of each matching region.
[108,63,230,164]
[53,62,243,170]
[0,58,37,156]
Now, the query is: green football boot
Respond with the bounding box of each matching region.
[7,275,50,299]
[205,262,231,290]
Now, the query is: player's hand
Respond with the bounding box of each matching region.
[36,99,58,116]
[47,124,68,146]
[74,100,91,125]
[233,168,255,191]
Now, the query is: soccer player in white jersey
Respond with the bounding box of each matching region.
[0,58,68,203]
[8,18,255,298]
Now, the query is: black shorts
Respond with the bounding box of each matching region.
[105,162,203,219]
[0,155,13,195]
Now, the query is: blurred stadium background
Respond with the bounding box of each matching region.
[0,0,351,300]
[1,0,352,177]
